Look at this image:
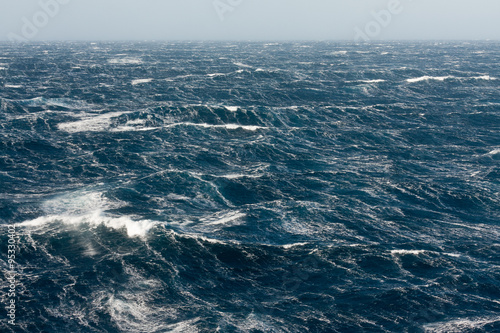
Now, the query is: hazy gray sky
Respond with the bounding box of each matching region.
[1,0,499,41]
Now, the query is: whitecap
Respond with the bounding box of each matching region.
[164,122,266,131]
[224,106,239,112]
[473,75,496,80]
[207,73,225,77]
[41,190,121,216]
[57,111,133,133]
[131,78,153,85]
[200,211,246,226]
[4,84,22,88]
[406,76,454,83]
[164,318,201,332]
[487,149,500,155]
[18,211,156,238]
[111,126,160,132]
[108,58,142,65]
[220,174,263,179]
[282,242,309,249]
[360,79,386,83]
[233,62,252,68]
[390,249,426,255]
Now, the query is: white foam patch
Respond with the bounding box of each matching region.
[406,76,454,83]
[0,67,6,70]
[424,316,500,333]
[487,148,500,155]
[4,84,22,88]
[131,78,153,85]
[108,58,142,65]
[18,211,156,238]
[390,249,426,255]
[57,111,133,133]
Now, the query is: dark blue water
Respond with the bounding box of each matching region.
[1,41,499,332]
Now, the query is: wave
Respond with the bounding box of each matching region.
[424,316,500,333]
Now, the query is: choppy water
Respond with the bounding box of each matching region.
[1,41,499,332]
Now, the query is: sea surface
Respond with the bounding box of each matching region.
[0,41,499,332]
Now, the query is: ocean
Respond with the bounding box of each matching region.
[0,41,499,332]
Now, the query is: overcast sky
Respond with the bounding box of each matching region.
[1,0,499,41]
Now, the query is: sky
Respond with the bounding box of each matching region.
[1,0,499,42]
